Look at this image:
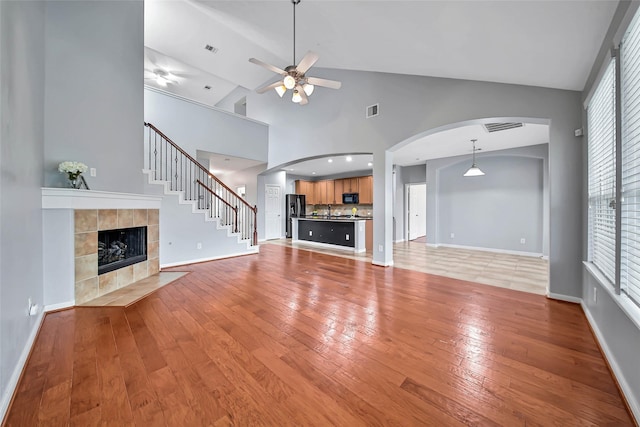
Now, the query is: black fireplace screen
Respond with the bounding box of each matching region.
[98,226,147,275]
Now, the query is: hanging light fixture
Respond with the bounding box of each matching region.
[463,139,485,177]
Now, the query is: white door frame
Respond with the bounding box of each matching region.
[405,182,427,241]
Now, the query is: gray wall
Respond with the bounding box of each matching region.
[144,88,269,163]
[222,164,266,208]
[0,0,45,414]
[580,1,640,419]
[437,155,544,254]
[247,67,582,295]
[43,1,144,193]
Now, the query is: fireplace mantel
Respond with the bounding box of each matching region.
[42,188,162,310]
[42,188,162,210]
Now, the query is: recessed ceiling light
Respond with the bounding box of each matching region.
[367,162,372,167]
[312,172,316,175]
[328,159,333,163]
[346,156,353,162]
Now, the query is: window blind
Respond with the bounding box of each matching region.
[621,12,640,307]
[587,59,617,284]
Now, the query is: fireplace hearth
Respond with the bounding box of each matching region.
[98,226,147,275]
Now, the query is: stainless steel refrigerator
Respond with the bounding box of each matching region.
[285,194,306,238]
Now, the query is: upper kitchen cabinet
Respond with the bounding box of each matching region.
[342,178,359,193]
[358,176,373,204]
[334,179,344,205]
[295,180,315,204]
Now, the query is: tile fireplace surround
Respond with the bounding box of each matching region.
[42,188,162,309]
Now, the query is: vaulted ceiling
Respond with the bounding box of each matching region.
[144,0,618,170]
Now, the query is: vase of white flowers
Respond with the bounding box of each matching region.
[58,161,88,189]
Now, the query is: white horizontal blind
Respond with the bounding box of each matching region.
[621,11,640,307]
[588,59,617,284]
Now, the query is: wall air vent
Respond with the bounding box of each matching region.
[483,122,524,133]
[366,103,379,118]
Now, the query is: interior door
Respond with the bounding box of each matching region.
[408,183,427,241]
[265,185,282,240]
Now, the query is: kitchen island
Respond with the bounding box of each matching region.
[291,217,370,253]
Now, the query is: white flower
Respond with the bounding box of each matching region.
[58,161,88,174]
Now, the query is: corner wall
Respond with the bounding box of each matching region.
[0,0,46,416]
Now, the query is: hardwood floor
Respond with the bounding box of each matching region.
[4,245,633,426]
[267,238,549,295]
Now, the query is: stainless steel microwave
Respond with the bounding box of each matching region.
[342,193,359,204]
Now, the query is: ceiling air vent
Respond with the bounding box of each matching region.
[366,104,379,118]
[483,122,523,133]
[204,44,219,54]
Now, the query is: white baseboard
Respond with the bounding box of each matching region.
[44,301,75,312]
[436,243,544,258]
[547,292,582,304]
[394,239,405,243]
[581,302,640,423]
[426,243,439,248]
[0,312,45,421]
[372,260,394,267]
[160,248,259,268]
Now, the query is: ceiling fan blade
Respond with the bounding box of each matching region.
[296,84,309,105]
[249,58,287,75]
[306,77,342,90]
[256,80,284,94]
[296,51,319,74]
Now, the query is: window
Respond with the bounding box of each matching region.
[621,11,640,307]
[587,59,617,284]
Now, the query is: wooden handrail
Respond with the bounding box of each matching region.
[144,122,256,213]
[196,180,237,212]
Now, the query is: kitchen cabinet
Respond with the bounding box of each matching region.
[334,179,344,205]
[326,180,335,204]
[358,176,373,204]
[314,181,327,204]
[295,180,315,204]
[342,178,359,193]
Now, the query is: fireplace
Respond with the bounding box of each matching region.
[98,226,147,275]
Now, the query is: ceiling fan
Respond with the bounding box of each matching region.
[144,68,179,87]
[249,0,341,105]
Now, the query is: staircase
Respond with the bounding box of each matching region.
[143,123,258,266]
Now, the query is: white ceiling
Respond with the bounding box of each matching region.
[284,154,374,177]
[197,150,266,177]
[144,0,614,174]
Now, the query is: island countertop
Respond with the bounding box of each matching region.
[291,217,367,252]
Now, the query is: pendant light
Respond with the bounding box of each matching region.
[463,139,485,177]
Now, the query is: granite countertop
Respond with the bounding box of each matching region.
[295,216,372,221]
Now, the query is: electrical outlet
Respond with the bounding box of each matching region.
[90,168,97,177]
[309,231,313,236]
[378,244,383,252]
[520,238,526,244]
[450,233,455,239]
[346,234,350,241]
[196,242,202,249]
[593,287,598,303]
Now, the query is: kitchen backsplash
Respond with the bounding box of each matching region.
[306,204,373,217]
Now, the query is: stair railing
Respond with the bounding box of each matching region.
[144,122,258,245]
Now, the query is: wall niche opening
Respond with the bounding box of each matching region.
[98,226,147,275]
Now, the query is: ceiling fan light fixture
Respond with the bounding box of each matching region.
[275,85,286,97]
[283,75,296,90]
[303,83,314,96]
[292,89,302,103]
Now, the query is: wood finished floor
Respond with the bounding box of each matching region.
[4,244,633,426]
[267,238,549,295]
